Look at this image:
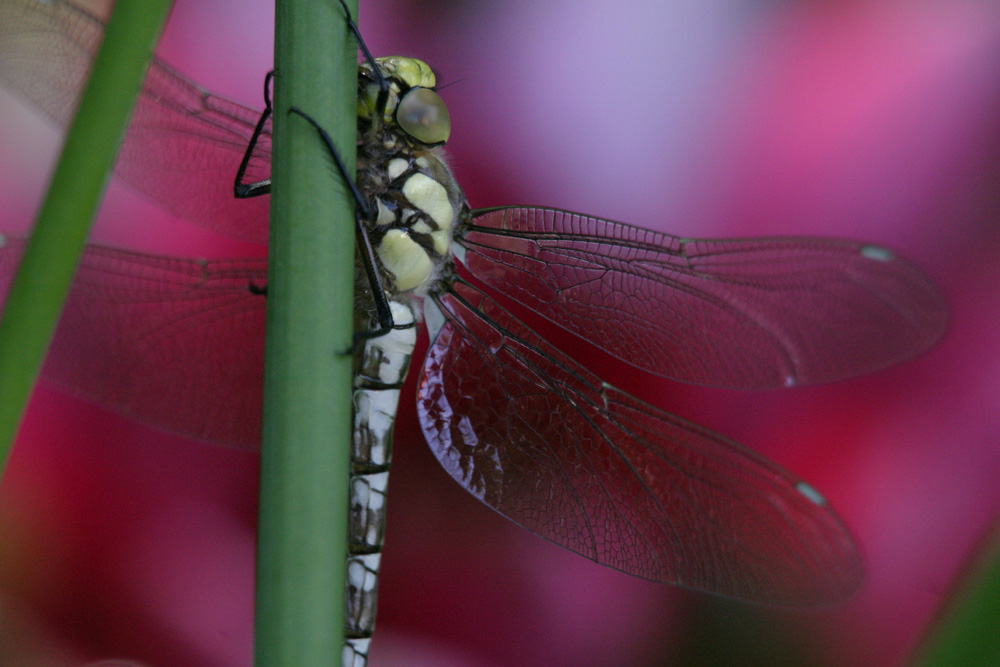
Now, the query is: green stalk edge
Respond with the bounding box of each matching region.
[0,1,172,468]
[912,519,1000,667]
[255,1,358,664]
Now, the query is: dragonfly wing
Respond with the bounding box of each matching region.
[0,0,271,244]
[0,239,267,447]
[461,206,946,388]
[417,281,862,605]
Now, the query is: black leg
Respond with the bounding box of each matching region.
[336,0,389,105]
[288,106,399,345]
[234,70,275,198]
[287,107,371,218]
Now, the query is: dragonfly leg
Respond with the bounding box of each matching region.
[287,107,372,218]
[335,0,390,110]
[234,70,275,198]
[287,107,400,353]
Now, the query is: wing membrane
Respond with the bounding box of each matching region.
[461,206,946,388]
[417,281,862,604]
[0,0,271,244]
[0,239,267,446]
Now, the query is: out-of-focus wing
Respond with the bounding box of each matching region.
[0,0,271,243]
[0,238,267,447]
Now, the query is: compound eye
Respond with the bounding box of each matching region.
[396,87,451,145]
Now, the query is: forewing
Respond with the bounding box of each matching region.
[417,281,862,605]
[0,238,267,447]
[461,206,946,388]
[0,0,271,244]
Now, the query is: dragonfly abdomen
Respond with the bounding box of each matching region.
[345,300,417,667]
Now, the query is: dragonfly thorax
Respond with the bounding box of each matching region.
[355,57,467,297]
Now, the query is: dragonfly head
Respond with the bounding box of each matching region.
[359,57,451,146]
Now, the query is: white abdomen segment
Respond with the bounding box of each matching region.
[344,300,417,667]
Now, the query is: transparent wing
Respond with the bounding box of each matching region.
[0,238,267,447]
[461,207,947,388]
[0,0,271,243]
[417,281,863,605]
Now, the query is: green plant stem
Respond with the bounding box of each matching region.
[255,0,358,664]
[913,519,1000,667]
[0,1,172,470]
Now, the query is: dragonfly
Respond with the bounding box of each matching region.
[0,1,947,664]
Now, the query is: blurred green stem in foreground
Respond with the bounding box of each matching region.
[913,519,1000,667]
[0,0,173,471]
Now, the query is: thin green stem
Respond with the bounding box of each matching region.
[255,0,358,664]
[0,1,172,470]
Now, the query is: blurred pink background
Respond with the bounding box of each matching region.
[1,0,999,665]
